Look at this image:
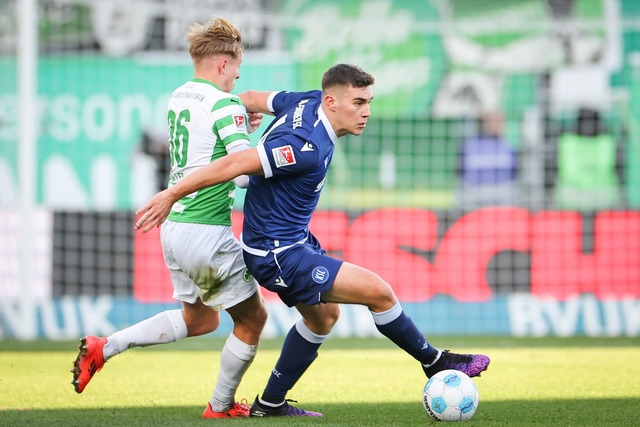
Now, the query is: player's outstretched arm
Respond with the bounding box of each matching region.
[239,91,274,115]
[134,188,177,233]
[134,148,263,233]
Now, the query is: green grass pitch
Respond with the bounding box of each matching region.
[0,336,638,426]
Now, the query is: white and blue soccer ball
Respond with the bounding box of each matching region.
[422,369,479,422]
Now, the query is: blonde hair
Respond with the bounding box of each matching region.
[186,17,243,60]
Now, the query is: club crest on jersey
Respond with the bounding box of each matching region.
[273,145,297,168]
[233,115,247,132]
[312,266,330,284]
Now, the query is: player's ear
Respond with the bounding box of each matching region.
[324,94,337,112]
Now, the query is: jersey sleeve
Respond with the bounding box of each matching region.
[256,137,319,179]
[211,96,251,152]
[270,90,322,116]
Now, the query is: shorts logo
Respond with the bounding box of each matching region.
[242,268,253,282]
[312,266,330,284]
[273,145,297,168]
[274,276,288,287]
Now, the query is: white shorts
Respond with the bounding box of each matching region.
[160,220,258,311]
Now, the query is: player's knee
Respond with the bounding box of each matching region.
[368,281,397,311]
[303,304,339,334]
[247,293,269,331]
[316,304,340,332]
[186,315,219,336]
[229,301,268,338]
[253,302,269,331]
[184,306,219,336]
[324,304,340,328]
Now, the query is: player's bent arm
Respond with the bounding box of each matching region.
[238,91,274,115]
[247,111,264,134]
[227,143,252,188]
[135,148,263,232]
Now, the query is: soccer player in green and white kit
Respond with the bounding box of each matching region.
[71,17,268,419]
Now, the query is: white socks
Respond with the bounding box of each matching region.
[294,318,329,344]
[100,310,258,413]
[370,301,403,325]
[102,309,188,361]
[210,333,258,412]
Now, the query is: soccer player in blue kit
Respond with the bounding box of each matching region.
[135,64,490,417]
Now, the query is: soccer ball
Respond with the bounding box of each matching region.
[422,369,479,422]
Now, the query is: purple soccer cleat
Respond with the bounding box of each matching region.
[423,350,490,378]
[249,396,323,417]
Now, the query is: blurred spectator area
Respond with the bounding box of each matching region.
[455,111,520,210]
[3,0,640,213]
[3,0,278,56]
[545,107,626,211]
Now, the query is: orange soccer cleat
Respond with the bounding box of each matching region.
[71,335,107,393]
[202,400,251,418]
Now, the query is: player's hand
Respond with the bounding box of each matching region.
[248,112,263,134]
[134,189,175,233]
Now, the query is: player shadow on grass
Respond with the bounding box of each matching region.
[2,399,636,426]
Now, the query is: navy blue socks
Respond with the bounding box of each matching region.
[261,319,328,404]
[372,302,439,364]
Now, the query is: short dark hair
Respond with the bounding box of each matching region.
[321,64,374,91]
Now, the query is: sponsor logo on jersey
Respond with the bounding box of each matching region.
[292,99,309,129]
[314,177,326,193]
[312,266,330,284]
[234,115,245,127]
[233,114,247,132]
[273,145,297,168]
[301,141,314,152]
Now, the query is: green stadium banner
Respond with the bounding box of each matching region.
[0,56,295,210]
[283,0,445,117]
[626,53,640,207]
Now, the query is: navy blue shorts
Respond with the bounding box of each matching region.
[243,234,343,307]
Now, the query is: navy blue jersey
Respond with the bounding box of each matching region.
[242,90,338,253]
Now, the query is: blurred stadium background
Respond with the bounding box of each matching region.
[1,0,639,340]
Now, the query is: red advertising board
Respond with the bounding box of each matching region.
[134,208,640,303]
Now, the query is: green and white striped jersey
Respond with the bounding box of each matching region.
[166,78,250,225]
